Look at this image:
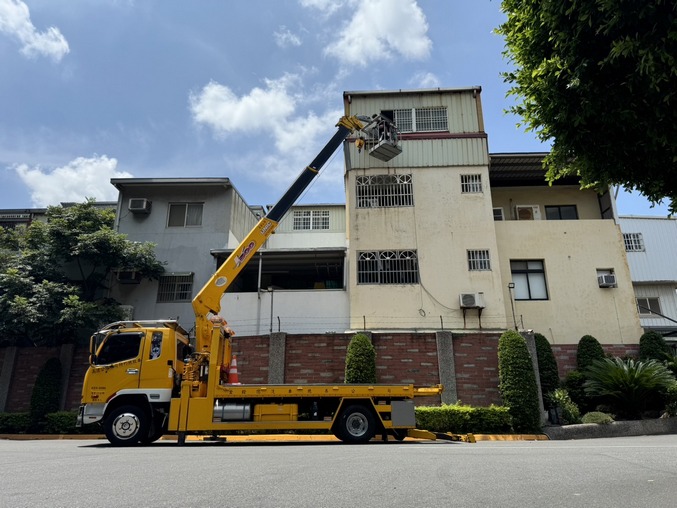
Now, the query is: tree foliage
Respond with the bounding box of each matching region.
[344,333,377,384]
[0,200,164,346]
[498,0,677,212]
[498,330,541,432]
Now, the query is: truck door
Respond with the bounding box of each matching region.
[138,330,175,391]
[87,332,144,403]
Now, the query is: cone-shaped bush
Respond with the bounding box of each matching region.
[576,335,605,371]
[29,357,62,431]
[498,330,541,432]
[534,333,560,408]
[345,333,376,383]
[639,331,670,362]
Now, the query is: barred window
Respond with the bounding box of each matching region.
[461,174,482,193]
[157,273,194,303]
[168,203,203,227]
[623,233,645,252]
[357,250,419,284]
[467,250,491,271]
[293,210,329,230]
[386,107,448,133]
[356,174,413,208]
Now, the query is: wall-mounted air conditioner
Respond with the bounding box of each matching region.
[128,198,152,214]
[515,205,541,220]
[116,270,141,284]
[598,274,617,288]
[460,292,485,308]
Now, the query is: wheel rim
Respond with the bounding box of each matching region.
[345,412,368,437]
[112,412,141,440]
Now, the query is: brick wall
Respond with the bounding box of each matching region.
[6,347,60,412]
[552,344,640,379]
[64,347,91,410]
[231,336,271,384]
[453,333,502,406]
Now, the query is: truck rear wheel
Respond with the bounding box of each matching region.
[104,405,148,446]
[338,405,376,444]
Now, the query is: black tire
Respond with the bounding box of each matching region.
[104,405,148,447]
[140,416,164,445]
[338,404,376,444]
[391,429,407,441]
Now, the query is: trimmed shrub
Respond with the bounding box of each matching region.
[663,383,677,417]
[562,370,593,413]
[576,335,605,371]
[415,404,512,434]
[0,412,30,433]
[344,333,376,383]
[581,411,614,425]
[498,330,541,432]
[534,332,560,408]
[548,388,581,424]
[639,331,670,362]
[29,357,62,430]
[584,357,676,419]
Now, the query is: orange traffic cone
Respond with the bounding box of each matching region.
[227,355,241,384]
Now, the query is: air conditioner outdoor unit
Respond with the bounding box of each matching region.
[598,274,617,288]
[128,198,152,214]
[116,270,141,284]
[459,292,485,308]
[515,205,541,220]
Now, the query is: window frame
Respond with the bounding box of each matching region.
[467,249,491,271]
[545,205,579,220]
[382,107,448,133]
[293,209,330,231]
[167,202,204,228]
[357,250,420,285]
[157,273,194,303]
[623,233,645,252]
[510,260,549,301]
[356,174,413,208]
[637,297,661,316]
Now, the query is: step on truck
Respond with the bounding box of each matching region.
[77,115,463,445]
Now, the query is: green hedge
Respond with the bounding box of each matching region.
[415,404,512,434]
[0,411,99,434]
[0,412,30,433]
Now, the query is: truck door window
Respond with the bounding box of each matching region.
[96,332,143,365]
[149,331,163,359]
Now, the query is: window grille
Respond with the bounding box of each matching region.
[357,250,419,284]
[636,297,661,315]
[168,203,203,227]
[293,210,329,230]
[623,233,645,252]
[157,273,194,302]
[467,250,491,271]
[461,174,482,193]
[356,174,413,208]
[390,107,447,133]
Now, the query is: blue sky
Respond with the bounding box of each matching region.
[0,0,670,215]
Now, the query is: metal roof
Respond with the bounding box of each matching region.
[489,152,580,187]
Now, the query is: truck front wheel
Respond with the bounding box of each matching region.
[104,405,148,446]
[338,405,376,444]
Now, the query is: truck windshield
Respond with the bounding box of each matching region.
[95,332,144,365]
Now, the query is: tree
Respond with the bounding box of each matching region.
[534,332,560,408]
[0,200,164,346]
[498,1,677,212]
[498,330,541,432]
[344,333,377,383]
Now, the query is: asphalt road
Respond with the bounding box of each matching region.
[1,435,676,508]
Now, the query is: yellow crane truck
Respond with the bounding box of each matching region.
[76,115,458,446]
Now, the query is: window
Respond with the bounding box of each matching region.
[168,203,203,227]
[293,210,329,230]
[468,250,491,271]
[623,233,645,252]
[95,332,143,365]
[357,250,419,284]
[510,260,548,300]
[493,208,504,221]
[461,174,482,193]
[356,174,413,208]
[545,205,578,220]
[382,107,448,133]
[157,273,194,302]
[637,297,661,316]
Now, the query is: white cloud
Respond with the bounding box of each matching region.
[298,0,346,17]
[273,26,302,48]
[0,0,69,62]
[411,71,441,88]
[189,76,297,136]
[13,155,131,207]
[323,0,431,67]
